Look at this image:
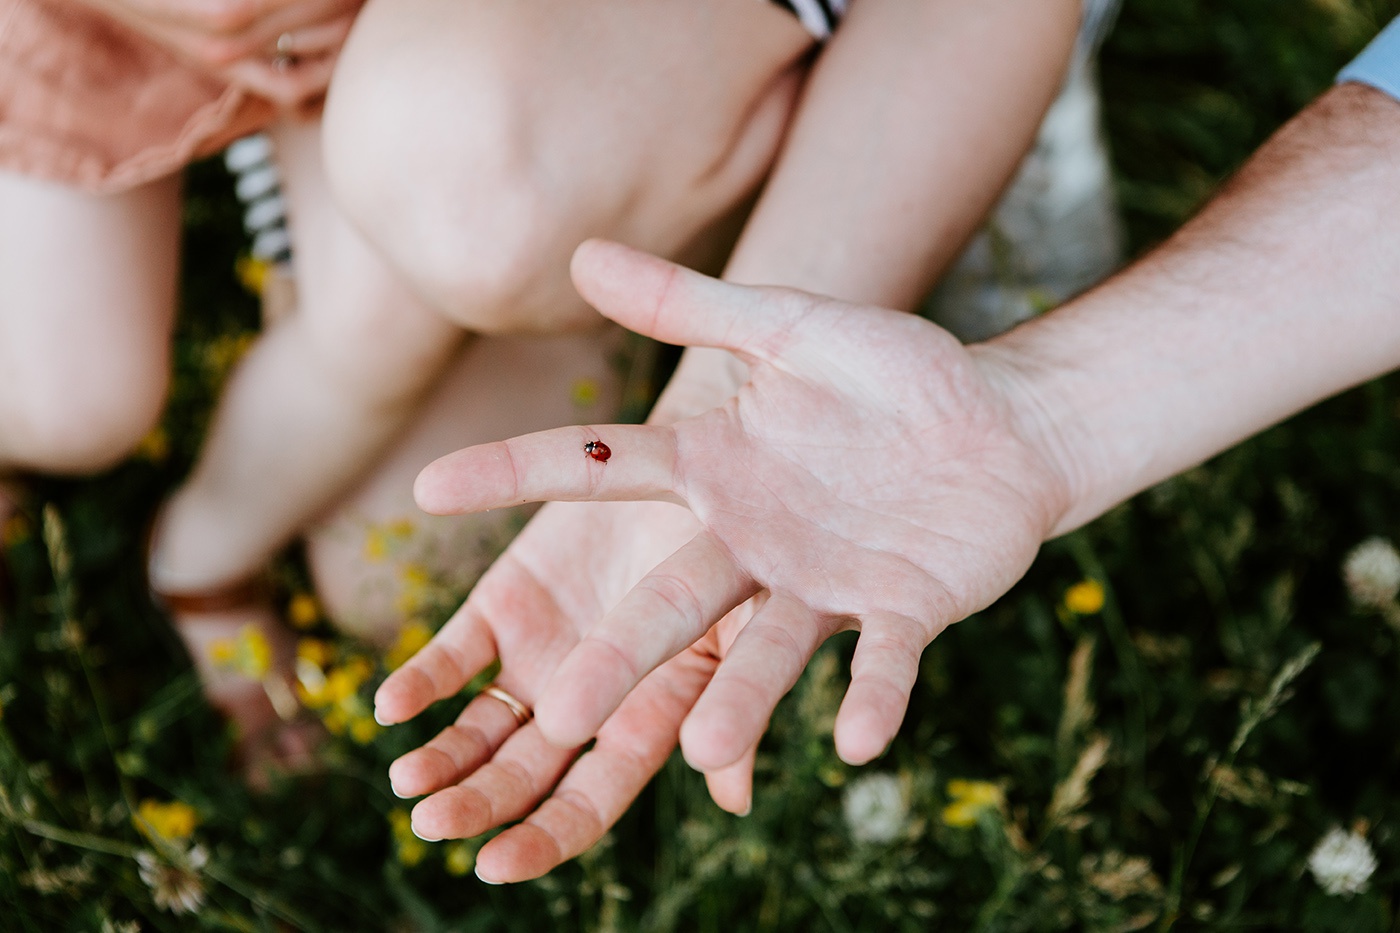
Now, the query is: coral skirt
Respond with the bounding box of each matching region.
[0,0,275,193]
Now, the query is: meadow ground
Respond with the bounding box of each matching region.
[4,2,1400,929]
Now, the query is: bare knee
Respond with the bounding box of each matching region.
[324,42,592,334]
[3,349,168,474]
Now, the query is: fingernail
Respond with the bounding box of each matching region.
[738,798,752,818]
[391,783,410,800]
[374,708,390,727]
[410,823,441,843]
[475,867,504,885]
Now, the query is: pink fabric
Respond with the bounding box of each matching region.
[0,0,276,193]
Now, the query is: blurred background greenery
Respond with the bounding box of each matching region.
[4,0,1400,929]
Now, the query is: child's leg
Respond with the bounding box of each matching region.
[305,329,626,647]
[0,171,180,475]
[146,119,461,769]
[323,0,813,334]
[151,0,809,751]
[155,0,810,595]
[149,117,462,596]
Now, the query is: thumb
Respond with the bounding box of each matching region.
[570,239,805,363]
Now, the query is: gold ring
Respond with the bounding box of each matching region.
[482,684,532,727]
[271,33,296,71]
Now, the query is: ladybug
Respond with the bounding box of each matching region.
[584,440,611,463]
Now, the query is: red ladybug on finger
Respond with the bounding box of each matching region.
[584,440,611,463]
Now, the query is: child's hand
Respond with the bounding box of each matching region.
[70,0,363,106]
[413,241,1075,770]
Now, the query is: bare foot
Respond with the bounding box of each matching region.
[163,592,322,787]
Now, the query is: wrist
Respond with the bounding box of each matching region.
[967,338,1100,541]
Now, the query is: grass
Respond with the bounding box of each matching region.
[4,1,1400,929]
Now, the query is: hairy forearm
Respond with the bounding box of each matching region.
[981,82,1400,536]
[653,0,1081,423]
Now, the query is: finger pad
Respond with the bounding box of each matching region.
[477,824,565,883]
[679,712,749,773]
[389,749,453,798]
[413,786,491,839]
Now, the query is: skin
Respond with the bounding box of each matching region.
[383,80,1400,881]
[154,0,813,593]
[372,0,1082,881]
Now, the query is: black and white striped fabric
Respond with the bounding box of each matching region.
[769,0,847,41]
[768,0,1118,46]
[225,133,293,267]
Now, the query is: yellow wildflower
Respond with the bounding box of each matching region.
[2,513,30,549]
[321,661,369,705]
[208,625,272,680]
[388,810,427,868]
[287,592,321,630]
[363,528,389,562]
[444,842,475,876]
[364,519,416,561]
[349,716,381,746]
[134,799,200,843]
[571,377,601,408]
[386,623,433,672]
[322,707,348,736]
[395,564,433,616]
[235,255,271,296]
[204,333,257,378]
[296,638,333,670]
[134,426,170,464]
[1063,580,1106,616]
[295,672,328,709]
[942,779,1004,829]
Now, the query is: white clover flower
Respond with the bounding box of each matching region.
[1342,538,1400,609]
[842,773,908,844]
[137,845,208,915]
[1307,827,1377,897]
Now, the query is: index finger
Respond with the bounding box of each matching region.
[414,423,684,516]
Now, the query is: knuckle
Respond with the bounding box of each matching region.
[199,0,258,34]
[639,574,703,628]
[750,623,804,668]
[194,36,248,67]
[549,789,605,840]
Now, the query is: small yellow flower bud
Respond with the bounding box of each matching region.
[287,593,321,630]
[386,623,433,672]
[1063,580,1106,615]
[941,780,1004,828]
[571,378,601,408]
[134,799,200,843]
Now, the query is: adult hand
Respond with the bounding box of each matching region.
[69,0,362,106]
[374,498,768,882]
[413,240,1077,773]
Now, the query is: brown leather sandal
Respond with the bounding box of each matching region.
[0,476,31,621]
[145,517,320,782]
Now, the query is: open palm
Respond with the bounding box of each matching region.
[413,240,1073,775]
[373,497,732,880]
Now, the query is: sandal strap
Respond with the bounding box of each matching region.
[144,506,273,614]
[0,474,30,609]
[150,576,273,615]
